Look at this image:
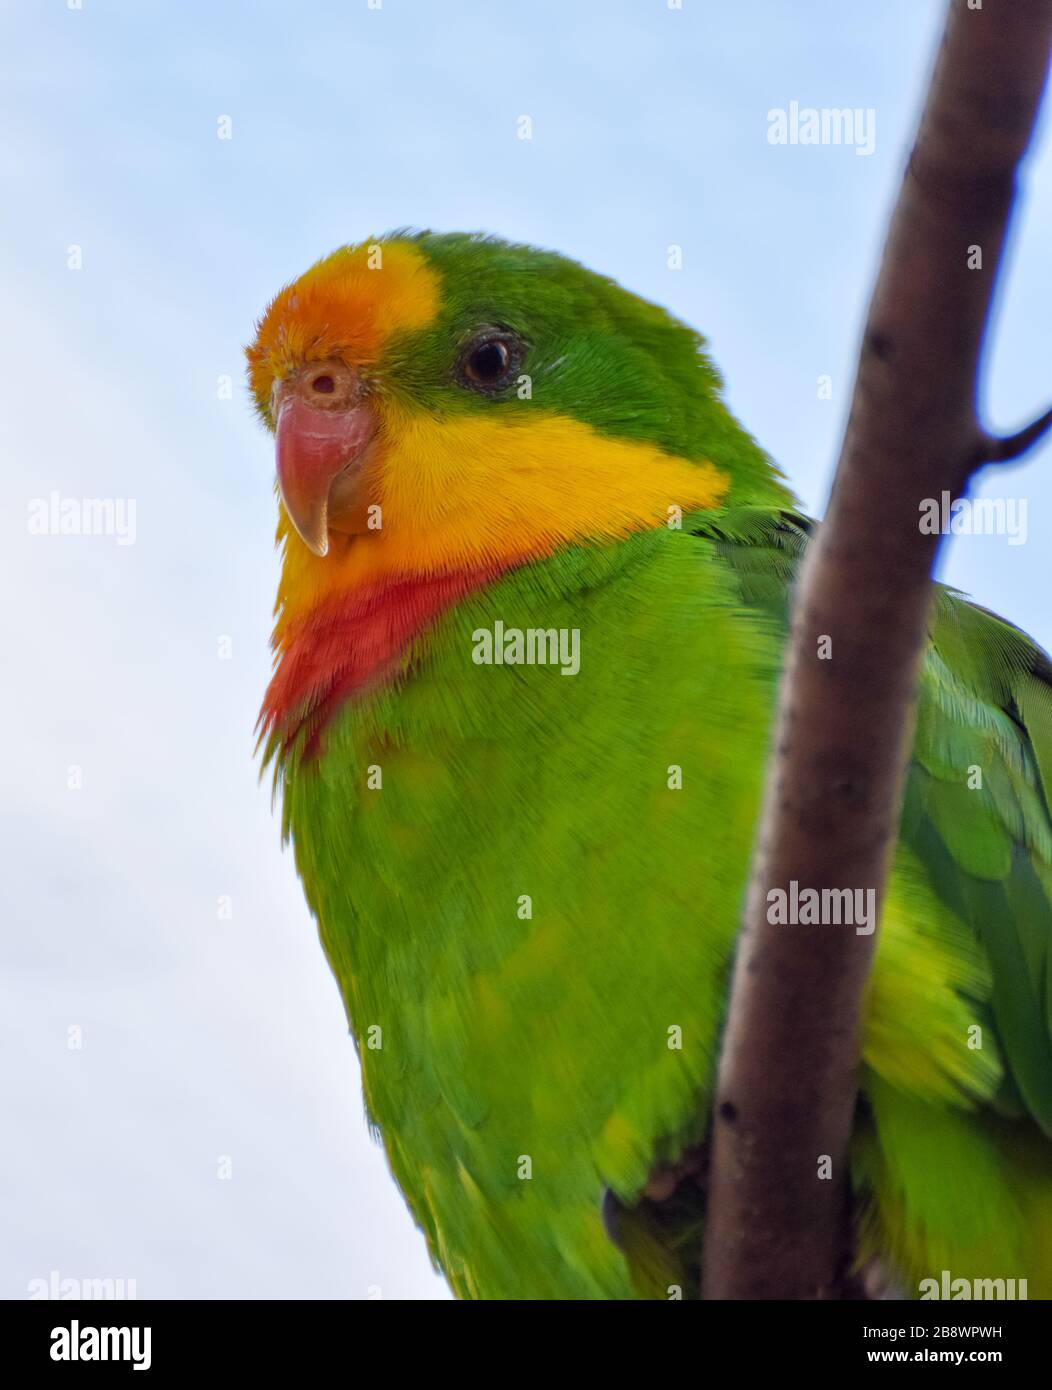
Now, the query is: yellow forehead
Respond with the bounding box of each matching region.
[246,240,441,401]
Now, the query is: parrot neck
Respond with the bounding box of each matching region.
[258,556,517,761]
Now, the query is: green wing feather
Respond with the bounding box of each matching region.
[698,507,1052,1292]
[911,591,1052,1136]
[708,504,1052,1129]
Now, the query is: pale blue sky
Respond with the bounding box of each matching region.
[3,0,1051,1299]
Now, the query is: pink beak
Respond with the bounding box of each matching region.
[274,365,375,556]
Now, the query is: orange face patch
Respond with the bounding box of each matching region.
[246,240,441,418]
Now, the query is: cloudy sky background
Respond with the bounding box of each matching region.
[3,0,1051,1299]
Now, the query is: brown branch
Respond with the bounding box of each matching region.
[701,0,1052,1301]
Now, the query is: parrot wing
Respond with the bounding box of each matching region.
[697,504,1052,1136]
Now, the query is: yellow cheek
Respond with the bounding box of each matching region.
[373,406,728,563]
[273,407,728,640]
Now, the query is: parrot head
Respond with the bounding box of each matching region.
[247,232,785,754]
[246,232,782,573]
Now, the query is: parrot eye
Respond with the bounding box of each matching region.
[457,329,523,394]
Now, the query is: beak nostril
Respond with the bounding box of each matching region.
[311,374,336,394]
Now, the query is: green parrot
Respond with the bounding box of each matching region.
[247,231,1052,1299]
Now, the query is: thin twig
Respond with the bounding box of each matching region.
[980,404,1052,465]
